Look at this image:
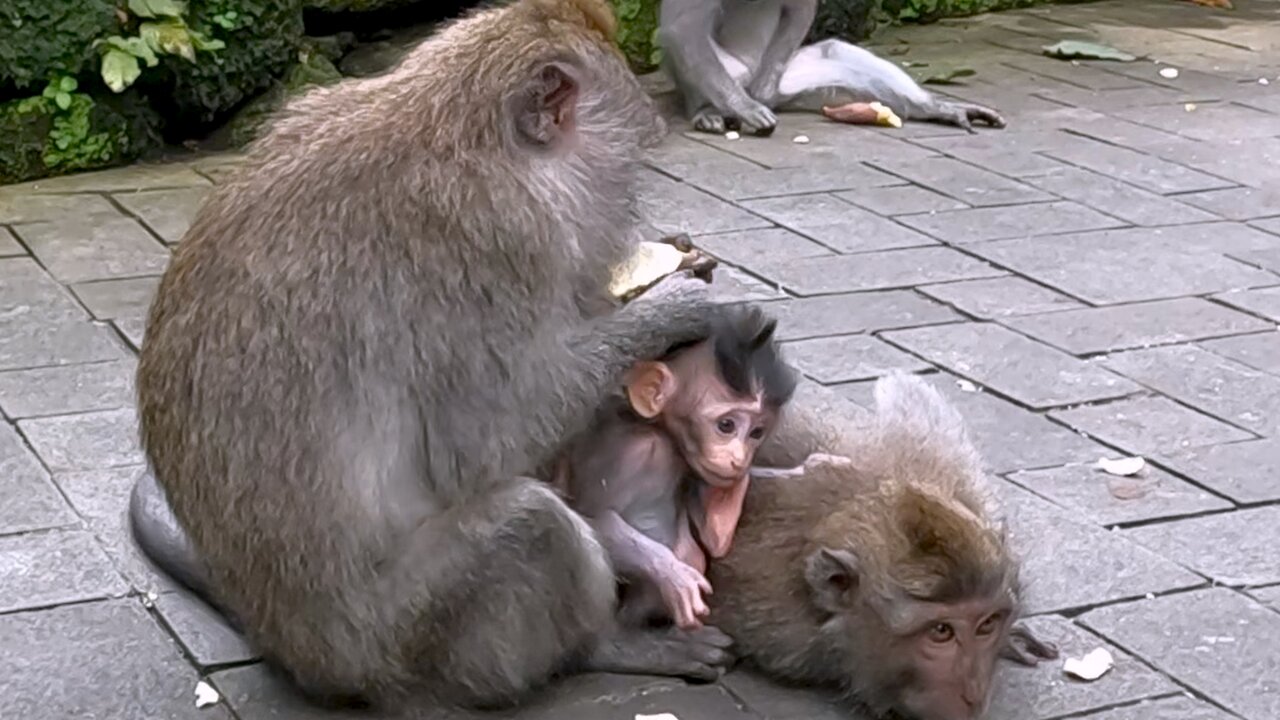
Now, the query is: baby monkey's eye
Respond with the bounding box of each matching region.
[716,417,736,434]
[928,622,955,643]
[749,426,766,440]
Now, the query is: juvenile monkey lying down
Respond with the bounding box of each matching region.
[708,372,1059,720]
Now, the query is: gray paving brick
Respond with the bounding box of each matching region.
[1010,460,1231,527]
[1117,102,1280,142]
[7,162,211,194]
[688,125,938,169]
[70,275,160,321]
[1043,138,1234,195]
[113,186,210,244]
[720,671,846,720]
[1000,482,1204,615]
[1181,186,1280,221]
[1137,137,1280,189]
[896,200,1124,243]
[677,160,900,201]
[1251,585,1280,612]
[1231,245,1280,275]
[19,407,143,472]
[1025,166,1218,226]
[919,277,1084,318]
[644,133,760,177]
[0,315,126,371]
[0,226,22,256]
[56,465,179,593]
[754,247,1003,296]
[154,590,259,668]
[13,214,169,285]
[1125,506,1280,586]
[708,267,787,304]
[784,335,932,384]
[833,184,968,216]
[741,194,938,253]
[0,359,136,419]
[882,323,1139,409]
[1213,287,1280,322]
[1051,395,1253,458]
[1254,216,1280,236]
[1035,84,1195,112]
[0,599,230,720]
[1080,588,1280,720]
[1005,298,1273,356]
[987,615,1177,720]
[1157,439,1280,504]
[0,192,118,224]
[760,290,959,341]
[1201,330,1280,375]
[869,156,1053,207]
[0,530,127,613]
[637,171,771,236]
[211,664,373,720]
[1076,696,1239,720]
[696,227,831,267]
[0,422,76,534]
[968,229,1279,305]
[1105,345,1280,436]
[0,256,89,322]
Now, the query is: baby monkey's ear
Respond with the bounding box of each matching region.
[625,361,677,419]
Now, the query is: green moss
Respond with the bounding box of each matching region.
[0,91,159,184]
[0,0,120,94]
[609,0,661,74]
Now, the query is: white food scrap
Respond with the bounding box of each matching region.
[955,379,978,393]
[724,131,741,140]
[608,242,688,300]
[1063,647,1114,681]
[194,680,221,709]
[869,101,904,128]
[1097,456,1146,476]
[636,714,681,720]
[793,134,811,144]
[1159,67,1180,79]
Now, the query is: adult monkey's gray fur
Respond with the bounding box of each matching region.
[132,0,735,709]
[659,0,1005,134]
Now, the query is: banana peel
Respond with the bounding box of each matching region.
[821,101,904,128]
[609,236,717,302]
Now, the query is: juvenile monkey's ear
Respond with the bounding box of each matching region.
[514,62,580,150]
[625,361,676,419]
[804,547,860,613]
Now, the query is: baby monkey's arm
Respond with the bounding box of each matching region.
[590,510,712,629]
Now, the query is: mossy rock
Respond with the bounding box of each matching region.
[0,0,120,95]
[0,92,160,185]
[218,50,342,147]
[610,0,662,74]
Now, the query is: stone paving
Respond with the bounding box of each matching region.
[3,1,1280,718]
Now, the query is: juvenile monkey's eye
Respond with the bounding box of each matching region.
[928,623,955,643]
[717,418,736,434]
[977,614,1003,635]
[749,426,766,440]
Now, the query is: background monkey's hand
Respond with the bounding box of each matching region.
[656,555,713,629]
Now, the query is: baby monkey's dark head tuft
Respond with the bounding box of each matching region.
[708,305,798,409]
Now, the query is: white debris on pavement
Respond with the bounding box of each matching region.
[1097,456,1146,476]
[1063,647,1115,681]
[194,680,221,709]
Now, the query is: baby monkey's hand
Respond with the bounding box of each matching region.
[656,556,713,630]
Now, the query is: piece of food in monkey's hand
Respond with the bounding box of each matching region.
[821,101,903,128]
[609,241,718,301]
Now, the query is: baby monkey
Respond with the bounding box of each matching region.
[555,306,798,630]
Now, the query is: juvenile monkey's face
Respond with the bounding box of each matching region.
[671,383,774,487]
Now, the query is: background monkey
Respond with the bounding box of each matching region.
[134,0,735,709]
[659,0,1005,135]
[707,372,1058,720]
[555,306,798,630]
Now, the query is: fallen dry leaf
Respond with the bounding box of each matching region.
[1064,647,1115,681]
[1042,40,1137,62]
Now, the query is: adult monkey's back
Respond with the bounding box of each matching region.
[135,0,726,708]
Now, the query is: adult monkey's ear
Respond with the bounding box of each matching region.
[804,547,860,613]
[625,361,677,419]
[514,61,580,150]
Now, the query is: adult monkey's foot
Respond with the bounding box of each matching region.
[930,100,1006,132]
[693,108,729,134]
[580,624,735,681]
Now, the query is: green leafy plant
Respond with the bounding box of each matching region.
[41,76,80,111]
[94,0,226,93]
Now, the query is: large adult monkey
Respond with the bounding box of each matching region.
[659,0,1006,135]
[133,0,733,709]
